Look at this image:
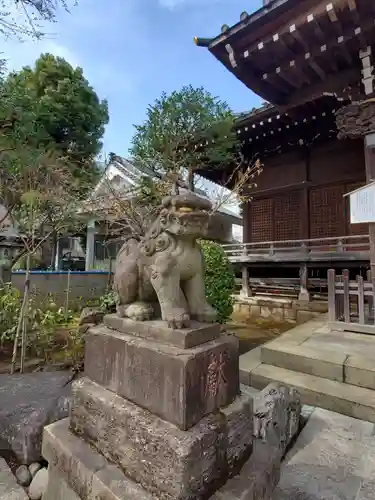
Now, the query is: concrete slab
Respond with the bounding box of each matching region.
[273,408,375,500]
[239,315,375,421]
[239,347,262,385]
[0,457,28,500]
[258,317,375,391]
[261,344,346,382]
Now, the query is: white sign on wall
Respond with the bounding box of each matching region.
[347,182,375,224]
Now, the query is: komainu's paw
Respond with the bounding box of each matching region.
[122,302,154,321]
[164,309,190,329]
[191,304,217,324]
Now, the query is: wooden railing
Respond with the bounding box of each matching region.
[328,269,375,335]
[235,277,328,294]
[223,235,370,263]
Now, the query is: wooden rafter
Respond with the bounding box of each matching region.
[280,67,360,109]
[346,0,367,49]
[326,2,353,65]
[288,23,326,80]
[254,16,375,87]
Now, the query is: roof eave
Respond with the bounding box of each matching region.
[194,0,298,52]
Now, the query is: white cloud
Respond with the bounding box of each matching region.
[158,0,221,9]
[158,0,185,8]
[3,39,79,73]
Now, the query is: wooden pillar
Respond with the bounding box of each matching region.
[240,265,252,298]
[301,147,310,240]
[85,219,97,271]
[298,262,310,302]
[364,134,375,291]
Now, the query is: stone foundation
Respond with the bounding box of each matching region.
[43,418,282,500]
[69,378,253,500]
[233,296,328,325]
[41,314,302,500]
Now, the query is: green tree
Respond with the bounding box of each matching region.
[1,53,109,187]
[130,85,239,190]
[200,240,235,323]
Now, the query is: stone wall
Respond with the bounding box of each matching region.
[11,271,112,308]
[232,295,328,325]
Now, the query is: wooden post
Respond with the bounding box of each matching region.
[298,263,310,301]
[240,265,252,298]
[364,134,375,312]
[343,269,350,323]
[357,275,365,325]
[85,219,97,271]
[327,269,336,324]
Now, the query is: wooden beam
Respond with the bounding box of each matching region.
[280,67,360,110]
[326,2,353,65]
[306,12,325,42]
[263,15,375,85]
[347,0,367,49]
[304,52,326,80]
[326,2,338,23]
[360,46,375,96]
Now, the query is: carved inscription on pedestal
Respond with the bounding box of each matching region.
[205,351,228,398]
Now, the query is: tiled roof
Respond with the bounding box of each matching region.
[234,102,275,124]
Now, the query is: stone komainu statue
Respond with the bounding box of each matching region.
[113,190,217,328]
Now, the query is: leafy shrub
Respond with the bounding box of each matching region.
[0,283,21,344]
[0,283,82,366]
[200,240,235,323]
[99,289,116,313]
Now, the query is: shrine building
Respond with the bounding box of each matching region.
[195,0,375,302]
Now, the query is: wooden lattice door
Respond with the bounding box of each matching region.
[274,191,301,241]
[310,185,346,240]
[251,199,273,243]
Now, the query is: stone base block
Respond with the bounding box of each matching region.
[43,418,279,500]
[70,377,253,500]
[104,314,220,348]
[84,326,239,430]
[42,420,154,500]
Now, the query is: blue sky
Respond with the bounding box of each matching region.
[4,0,264,159]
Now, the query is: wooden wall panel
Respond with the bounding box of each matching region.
[274,191,301,241]
[309,139,365,185]
[249,192,302,243]
[309,185,346,239]
[256,152,305,191]
[251,199,273,242]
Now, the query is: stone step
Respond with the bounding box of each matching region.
[249,363,375,424]
[273,407,375,500]
[261,341,375,391]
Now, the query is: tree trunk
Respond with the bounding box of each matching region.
[187,167,195,192]
[11,254,30,374]
[50,231,58,269]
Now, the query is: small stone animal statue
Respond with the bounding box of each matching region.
[113,190,217,328]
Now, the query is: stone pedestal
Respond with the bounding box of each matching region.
[84,323,239,430]
[41,315,297,500]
